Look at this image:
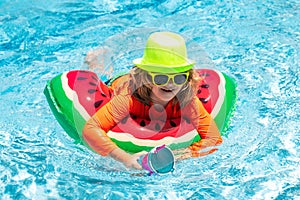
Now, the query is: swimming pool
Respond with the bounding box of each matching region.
[0,0,299,199]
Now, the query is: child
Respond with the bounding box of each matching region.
[83,32,222,169]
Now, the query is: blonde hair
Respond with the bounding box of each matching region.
[114,67,200,107]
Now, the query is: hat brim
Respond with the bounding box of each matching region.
[133,58,195,73]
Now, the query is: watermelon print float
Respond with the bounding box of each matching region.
[44,69,237,153]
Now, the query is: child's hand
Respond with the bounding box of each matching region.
[110,148,147,170]
[123,151,147,170]
[189,140,219,157]
[173,141,220,160]
[189,138,221,150]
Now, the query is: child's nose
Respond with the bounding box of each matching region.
[167,78,175,86]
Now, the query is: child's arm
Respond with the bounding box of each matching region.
[193,117,222,149]
[82,117,118,156]
[83,117,145,170]
[82,93,146,169]
[188,98,223,155]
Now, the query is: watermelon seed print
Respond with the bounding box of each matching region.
[89,82,97,86]
[200,84,209,88]
[91,75,98,81]
[200,73,210,77]
[140,120,146,127]
[199,97,209,103]
[88,89,97,94]
[170,120,177,127]
[94,100,103,108]
[131,115,137,119]
[77,77,88,80]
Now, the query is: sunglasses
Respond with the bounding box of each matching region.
[148,71,189,86]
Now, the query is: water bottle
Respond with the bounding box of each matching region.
[138,145,175,175]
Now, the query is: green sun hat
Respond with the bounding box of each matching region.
[133,32,195,73]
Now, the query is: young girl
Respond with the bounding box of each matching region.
[83,32,222,170]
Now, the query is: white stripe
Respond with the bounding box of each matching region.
[211,70,226,118]
[107,129,198,147]
[61,72,91,121]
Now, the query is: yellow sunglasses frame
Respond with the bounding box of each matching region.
[148,71,190,86]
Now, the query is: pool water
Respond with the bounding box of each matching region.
[1,0,299,199]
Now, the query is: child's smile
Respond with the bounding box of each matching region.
[151,83,183,105]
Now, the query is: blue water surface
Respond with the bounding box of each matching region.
[0,0,299,199]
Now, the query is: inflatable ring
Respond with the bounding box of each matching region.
[44,69,237,153]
